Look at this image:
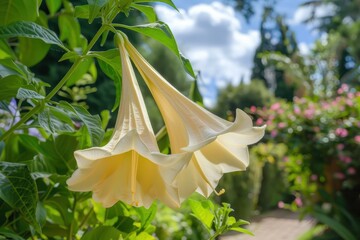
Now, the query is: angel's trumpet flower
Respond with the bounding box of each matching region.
[124,38,266,200]
[67,37,191,208]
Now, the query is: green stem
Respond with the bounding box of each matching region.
[0,26,107,142]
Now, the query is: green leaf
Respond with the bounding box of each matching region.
[135,232,155,240]
[18,37,50,67]
[188,199,214,230]
[131,4,157,23]
[0,0,39,26]
[38,108,74,134]
[229,227,254,236]
[133,0,178,11]
[117,22,195,78]
[0,39,15,59]
[58,15,81,50]
[65,58,93,86]
[16,87,45,100]
[81,226,123,240]
[45,0,62,15]
[59,101,104,146]
[0,162,40,232]
[180,54,196,78]
[0,75,25,101]
[189,77,204,105]
[87,0,109,23]
[0,227,25,240]
[135,202,157,231]
[313,209,357,240]
[0,21,66,50]
[91,49,122,111]
[75,5,90,19]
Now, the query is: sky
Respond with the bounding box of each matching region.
[154,0,324,106]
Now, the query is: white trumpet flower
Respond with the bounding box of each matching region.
[124,38,266,200]
[67,37,191,208]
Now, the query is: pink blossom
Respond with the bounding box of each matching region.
[337,88,344,94]
[354,135,360,144]
[271,102,281,111]
[294,106,301,115]
[271,130,278,137]
[341,83,349,92]
[334,172,345,180]
[294,197,303,207]
[347,167,356,175]
[335,128,348,137]
[250,106,257,113]
[304,109,315,119]
[310,175,318,181]
[346,99,353,106]
[340,155,352,164]
[278,122,287,129]
[347,93,354,99]
[256,118,264,125]
[278,201,285,209]
[336,144,345,151]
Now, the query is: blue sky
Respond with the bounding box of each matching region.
[155,0,320,106]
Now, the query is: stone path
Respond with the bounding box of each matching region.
[221,209,316,240]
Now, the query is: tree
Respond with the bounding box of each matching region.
[251,7,298,101]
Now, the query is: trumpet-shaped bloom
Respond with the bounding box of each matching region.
[124,39,266,200]
[67,38,191,208]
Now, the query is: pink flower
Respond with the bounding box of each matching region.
[294,197,303,207]
[354,135,360,144]
[271,130,278,137]
[271,102,281,111]
[250,106,257,113]
[335,128,348,137]
[347,93,354,99]
[310,175,318,181]
[278,122,287,129]
[339,155,352,164]
[278,201,285,209]
[256,118,264,125]
[334,172,345,180]
[294,106,301,115]
[277,109,284,114]
[304,109,315,119]
[347,167,356,175]
[336,144,345,151]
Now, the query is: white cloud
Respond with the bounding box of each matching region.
[290,3,337,26]
[155,2,260,106]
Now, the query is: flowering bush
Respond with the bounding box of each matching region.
[252,84,360,238]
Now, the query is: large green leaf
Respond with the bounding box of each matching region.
[87,0,109,23]
[0,75,25,101]
[0,0,39,26]
[0,21,66,50]
[17,87,45,100]
[135,203,157,231]
[189,77,204,106]
[0,227,25,240]
[38,108,74,134]
[313,209,357,240]
[188,199,214,230]
[133,0,177,11]
[117,22,195,77]
[58,15,81,50]
[0,162,40,232]
[81,226,123,240]
[131,4,157,23]
[59,101,104,146]
[45,0,62,16]
[91,49,122,111]
[18,37,50,67]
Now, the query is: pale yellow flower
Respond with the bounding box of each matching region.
[124,38,266,200]
[67,37,191,208]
